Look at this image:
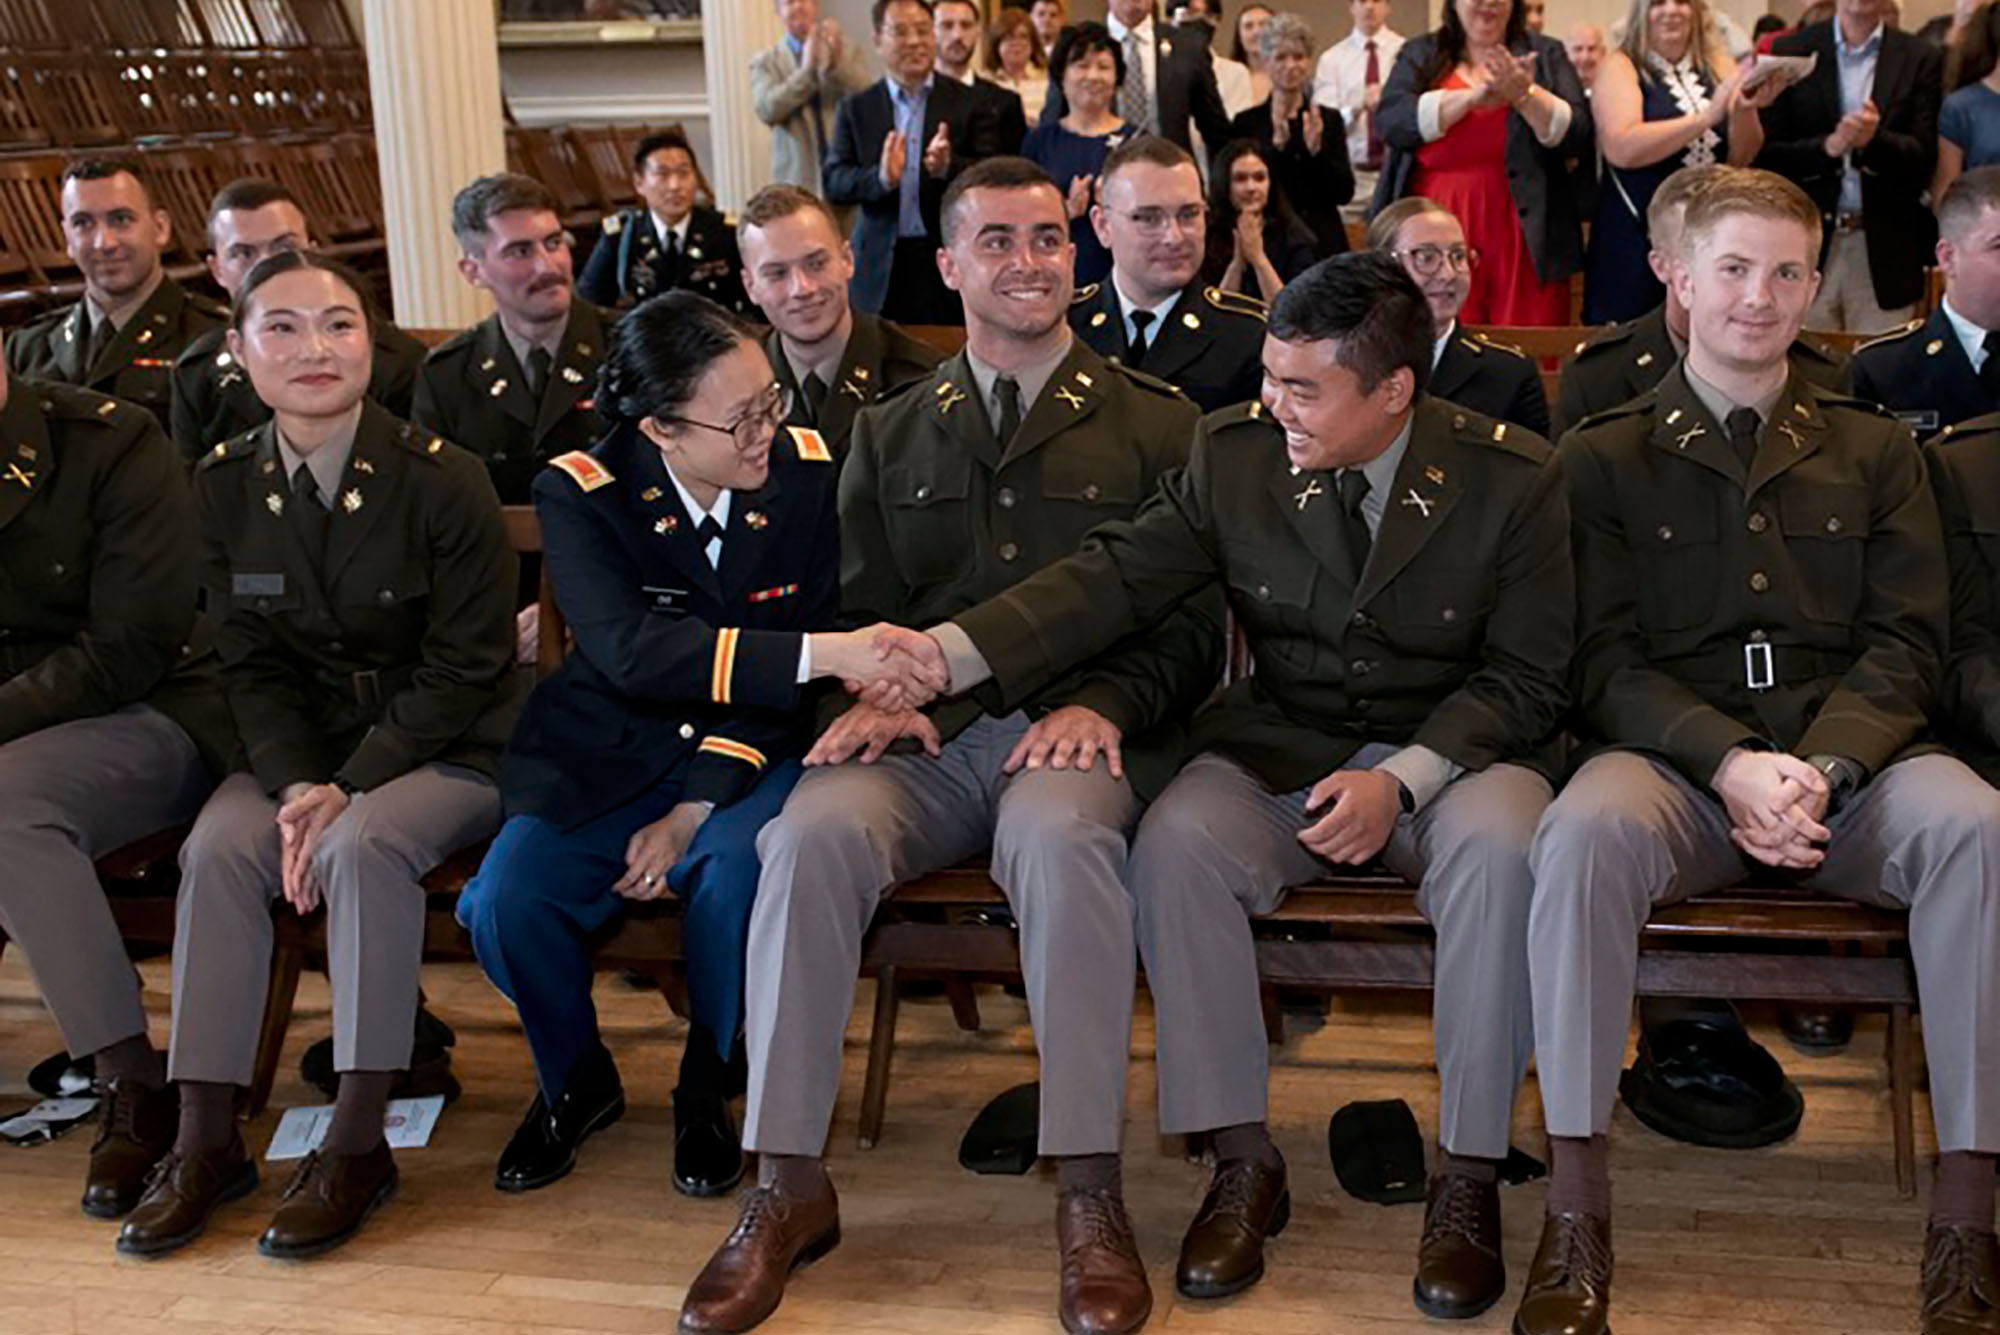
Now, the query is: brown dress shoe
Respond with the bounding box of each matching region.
[1414,1172,1505,1319]
[678,1172,840,1333]
[1175,1157,1290,1299]
[116,1135,259,1257]
[82,1079,178,1219]
[258,1142,398,1259]
[1513,1209,1612,1335]
[1922,1225,2000,1334]
[1056,1188,1151,1335]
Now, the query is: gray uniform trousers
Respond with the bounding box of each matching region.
[1127,747,1552,1159]
[743,712,1140,1158]
[0,706,212,1057]
[1529,749,2000,1152]
[167,763,500,1086]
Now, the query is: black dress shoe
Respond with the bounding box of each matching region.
[494,1047,625,1193]
[301,1006,460,1103]
[673,1089,745,1198]
[1620,1016,1803,1149]
[82,1079,178,1219]
[1778,1005,1855,1055]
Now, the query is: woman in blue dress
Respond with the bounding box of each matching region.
[1582,0,1778,324]
[1021,21,1128,287]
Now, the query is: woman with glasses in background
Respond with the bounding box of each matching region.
[455,291,893,1206]
[1369,195,1551,436]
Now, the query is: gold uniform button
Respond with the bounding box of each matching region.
[1749,572,1770,593]
[1656,524,1674,541]
[1082,483,1101,501]
[679,723,696,740]
[1350,659,1373,676]
[998,541,1020,562]
[1351,611,1369,628]
[1440,607,1457,624]
[377,589,395,605]
[1747,512,1769,533]
[1825,516,1843,534]
[997,487,1016,508]
[1257,582,1272,600]
[914,484,932,501]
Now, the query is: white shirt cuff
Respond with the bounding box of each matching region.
[1534,93,1572,148]
[1416,90,1447,142]
[795,635,813,684]
[1372,744,1465,814]
[928,621,993,692]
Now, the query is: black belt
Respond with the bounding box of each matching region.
[325,664,416,711]
[1674,639,1853,693]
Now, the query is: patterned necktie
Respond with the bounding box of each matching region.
[1725,407,1761,473]
[994,374,1023,449]
[1127,310,1155,368]
[1337,468,1372,573]
[1120,26,1153,135]
[1363,39,1383,168]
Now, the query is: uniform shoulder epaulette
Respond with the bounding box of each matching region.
[425,324,481,361]
[1444,403,1553,461]
[15,303,69,339]
[1206,399,1274,433]
[173,325,222,369]
[549,449,613,491]
[785,424,833,463]
[1106,360,1187,399]
[1569,322,1635,360]
[1471,330,1527,358]
[1203,286,1267,320]
[188,291,229,321]
[1933,413,2000,447]
[1791,335,1843,367]
[37,380,129,426]
[198,427,260,469]
[1809,384,1900,420]
[1072,282,1101,307]
[385,421,453,462]
[1565,387,1660,438]
[1854,317,1926,356]
[602,211,626,236]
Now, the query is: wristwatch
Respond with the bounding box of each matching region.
[1806,754,1861,815]
[333,777,363,799]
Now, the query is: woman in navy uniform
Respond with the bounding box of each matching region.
[456,292,896,1200]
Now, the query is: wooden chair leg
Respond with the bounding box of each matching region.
[246,940,306,1118]
[1260,983,1285,1045]
[658,962,691,1021]
[944,975,981,1032]
[1887,1002,1917,1198]
[857,965,900,1151]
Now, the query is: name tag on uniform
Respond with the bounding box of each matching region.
[232,572,285,597]
[1894,409,1940,433]
[642,585,689,613]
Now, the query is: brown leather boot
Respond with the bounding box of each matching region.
[81,1079,177,1219]
[1056,1188,1151,1335]
[258,1142,399,1259]
[1512,1209,1612,1335]
[1175,1157,1289,1299]
[116,1134,259,1257]
[1921,1225,2000,1334]
[1414,1171,1505,1319]
[678,1170,840,1333]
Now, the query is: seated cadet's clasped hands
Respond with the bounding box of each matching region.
[1710,748,1831,870]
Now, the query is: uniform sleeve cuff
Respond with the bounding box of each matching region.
[1373,744,1464,813]
[929,621,993,693]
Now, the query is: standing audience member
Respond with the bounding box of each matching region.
[1584,0,1779,324]
[1853,167,2000,437]
[1522,0,1546,34]
[1044,0,1233,159]
[1204,139,1319,300]
[936,0,1030,152]
[1232,12,1356,258]
[825,0,998,326]
[119,252,520,1262]
[577,130,751,316]
[1234,3,1277,105]
[1935,3,2000,202]
[752,0,871,203]
[1073,135,1268,412]
[8,160,226,433]
[1199,3,1260,119]
[1030,0,1067,61]
[1316,0,1407,184]
[1373,0,1594,326]
[1565,21,1607,86]
[1370,195,1550,436]
[1756,0,1943,333]
[986,7,1051,127]
[1024,22,1132,287]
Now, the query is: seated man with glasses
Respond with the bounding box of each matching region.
[1071,136,1268,414]
[1368,196,1550,439]
[455,291,929,1204]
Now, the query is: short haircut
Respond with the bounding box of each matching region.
[1050,20,1125,88]
[737,183,839,242]
[1268,250,1434,397]
[1099,135,1195,189]
[1680,166,1822,258]
[230,248,376,332]
[61,157,155,209]
[597,290,756,426]
[872,0,934,31]
[933,0,978,16]
[631,127,696,174]
[940,155,1060,244]
[206,177,310,248]
[1364,195,1453,253]
[451,173,562,255]
[1939,166,2000,242]
[1646,162,1733,258]
[1255,11,1314,66]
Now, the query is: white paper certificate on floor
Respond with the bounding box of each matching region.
[264,1095,446,1160]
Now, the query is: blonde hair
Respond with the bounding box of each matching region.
[1615,0,1728,81]
[1680,167,1823,257]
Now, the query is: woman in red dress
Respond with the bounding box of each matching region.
[1370,0,1593,325]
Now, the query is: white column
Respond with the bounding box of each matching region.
[701,2,782,215]
[361,0,506,329]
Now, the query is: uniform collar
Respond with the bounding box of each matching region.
[661,454,732,532]
[1110,272,1182,331]
[650,210,692,249]
[1941,296,1994,369]
[496,312,566,379]
[1683,360,1785,433]
[1431,318,1457,370]
[1345,413,1413,525]
[274,403,363,502]
[84,268,165,333]
[964,331,1074,426]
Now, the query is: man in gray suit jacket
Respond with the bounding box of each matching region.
[751,0,871,200]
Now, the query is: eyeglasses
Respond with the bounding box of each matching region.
[1111,204,1208,236]
[661,383,793,449]
[1392,244,1479,276]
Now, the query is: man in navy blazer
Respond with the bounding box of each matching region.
[823,0,1000,325]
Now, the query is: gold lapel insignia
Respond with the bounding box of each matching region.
[655,515,678,535]
[1288,461,1300,476]
[1665,407,1684,425]
[1777,422,1806,451]
[1182,312,1200,330]
[1424,464,1445,486]
[561,365,584,384]
[688,244,704,260]
[745,509,769,530]
[841,377,868,401]
[1675,425,1707,450]
[340,488,364,514]
[1054,385,1086,410]
[489,379,508,397]
[219,367,245,388]
[937,384,968,414]
[640,485,663,501]
[1635,351,1655,368]
[215,350,233,367]
[577,342,593,357]
[17,444,35,462]
[1401,488,1435,518]
[427,437,443,453]
[265,492,285,516]
[1926,340,1945,356]
[853,366,871,381]
[4,462,33,488]
[95,400,117,417]
[60,322,73,344]
[480,357,497,371]
[1090,312,1108,328]
[1074,371,1094,388]
[1791,401,1811,419]
[136,327,154,346]
[260,458,276,475]
[1492,422,1508,441]
[1250,402,1263,419]
[1294,478,1324,510]
[353,458,375,475]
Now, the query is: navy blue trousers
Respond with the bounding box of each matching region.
[458,761,802,1098]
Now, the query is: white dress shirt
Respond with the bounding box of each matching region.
[1107,11,1161,126]
[1314,26,1406,167]
[1943,297,1995,375]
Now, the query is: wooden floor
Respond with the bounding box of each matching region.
[0,953,1939,1335]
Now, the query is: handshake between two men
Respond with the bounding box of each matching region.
[804,623,1129,779]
